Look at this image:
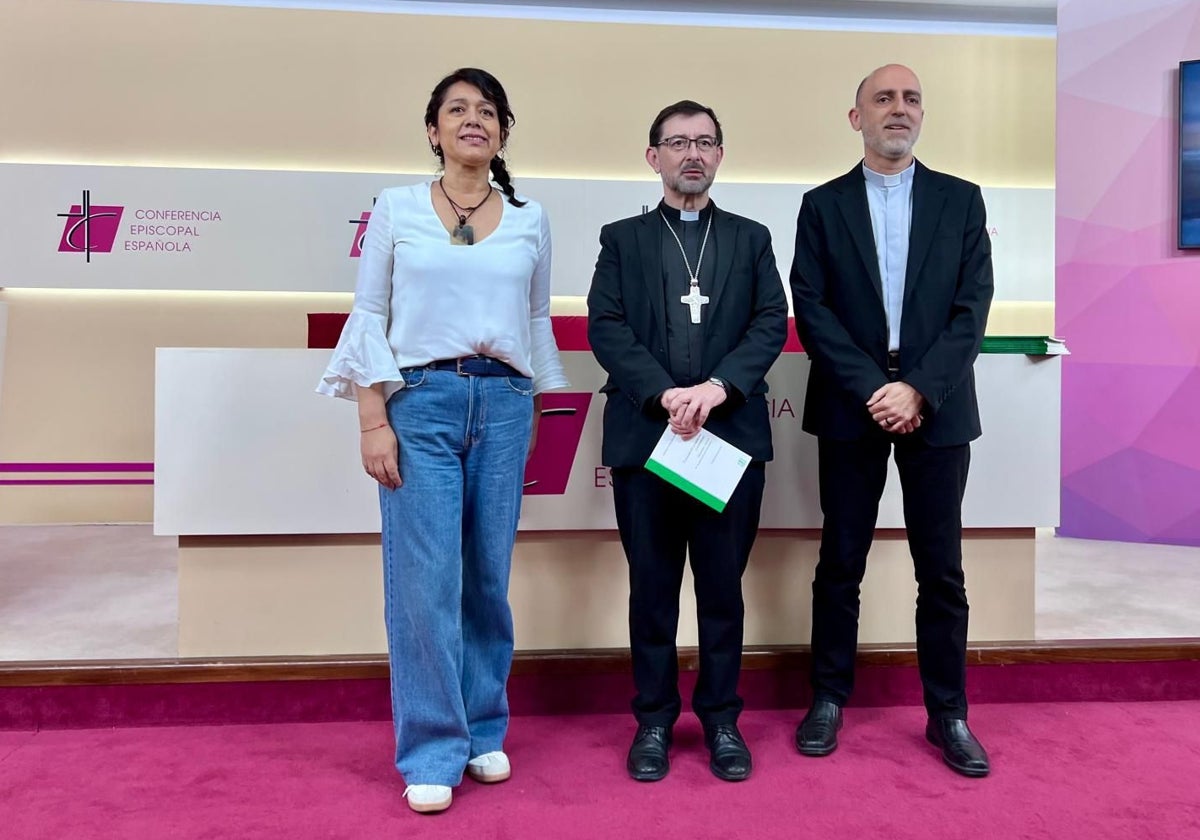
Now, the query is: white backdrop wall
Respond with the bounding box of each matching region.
[2,163,1054,301]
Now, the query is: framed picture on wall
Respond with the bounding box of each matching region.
[1181,59,1200,249]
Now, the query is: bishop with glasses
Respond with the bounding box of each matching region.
[586,100,788,784]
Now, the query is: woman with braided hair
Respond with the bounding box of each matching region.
[317,67,567,814]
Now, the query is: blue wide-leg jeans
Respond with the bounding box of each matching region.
[379,367,533,786]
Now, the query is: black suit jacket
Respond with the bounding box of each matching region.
[789,161,994,447]
[587,205,789,467]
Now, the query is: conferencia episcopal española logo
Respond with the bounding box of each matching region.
[57,189,222,262]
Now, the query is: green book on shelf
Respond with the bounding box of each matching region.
[980,336,1069,355]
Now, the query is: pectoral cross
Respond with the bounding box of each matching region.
[681,280,709,325]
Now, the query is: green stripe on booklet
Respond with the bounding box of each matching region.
[644,427,751,513]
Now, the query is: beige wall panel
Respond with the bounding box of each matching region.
[178,530,1033,656]
[507,532,632,650]
[985,300,1055,336]
[2,1,1053,187]
[0,486,152,526]
[178,536,387,656]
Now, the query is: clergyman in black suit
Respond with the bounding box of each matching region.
[587,100,788,783]
[789,64,994,777]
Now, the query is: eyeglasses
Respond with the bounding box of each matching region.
[656,135,720,153]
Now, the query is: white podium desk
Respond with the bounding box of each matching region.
[155,349,1059,657]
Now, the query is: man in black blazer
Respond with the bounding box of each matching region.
[587,100,788,783]
[789,65,994,777]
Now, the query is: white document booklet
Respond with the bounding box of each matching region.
[644,427,752,513]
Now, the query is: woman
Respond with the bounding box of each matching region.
[317,67,567,814]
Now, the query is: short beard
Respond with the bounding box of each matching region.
[667,171,714,195]
[870,132,916,161]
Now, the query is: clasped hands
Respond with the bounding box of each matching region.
[867,381,924,434]
[661,381,727,441]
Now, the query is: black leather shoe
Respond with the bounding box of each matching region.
[704,723,752,782]
[925,718,990,778]
[627,725,672,781]
[795,699,843,756]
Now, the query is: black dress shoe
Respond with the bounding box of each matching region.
[795,699,843,756]
[627,725,672,781]
[704,723,752,782]
[925,718,990,778]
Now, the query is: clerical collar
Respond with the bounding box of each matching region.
[862,160,915,188]
[658,200,713,224]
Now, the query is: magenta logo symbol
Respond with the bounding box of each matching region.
[57,190,124,262]
[348,196,377,258]
[522,393,593,495]
[348,211,371,257]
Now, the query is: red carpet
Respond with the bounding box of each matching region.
[2,702,1198,839]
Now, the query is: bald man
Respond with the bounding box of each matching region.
[789,64,994,777]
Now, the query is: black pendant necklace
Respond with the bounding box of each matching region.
[438,178,492,245]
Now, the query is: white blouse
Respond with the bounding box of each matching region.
[317,181,569,401]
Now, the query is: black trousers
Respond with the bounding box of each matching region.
[612,463,766,728]
[811,434,971,719]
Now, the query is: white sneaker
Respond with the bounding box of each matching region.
[403,784,452,813]
[466,751,512,783]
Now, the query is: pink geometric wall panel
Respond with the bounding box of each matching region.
[1058,0,1200,545]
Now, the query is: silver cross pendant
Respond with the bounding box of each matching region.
[680,280,709,324]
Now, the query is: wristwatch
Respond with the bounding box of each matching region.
[707,376,730,395]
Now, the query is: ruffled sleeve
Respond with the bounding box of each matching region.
[316,309,402,400]
[315,190,403,401]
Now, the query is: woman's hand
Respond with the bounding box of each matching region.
[361,424,402,489]
[356,383,401,489]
